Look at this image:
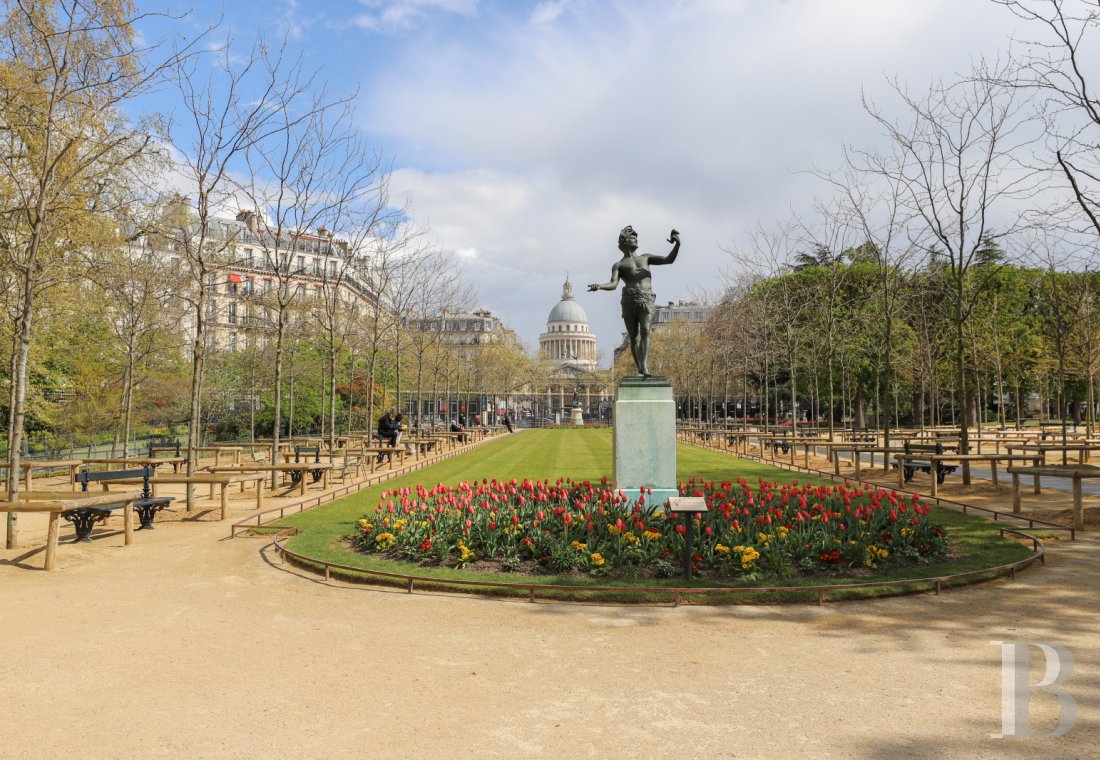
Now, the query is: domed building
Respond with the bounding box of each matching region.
[538,278,608,422]
[540,279,598,373]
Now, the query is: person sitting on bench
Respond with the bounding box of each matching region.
[450,419,466,444]
[377,410,399,462]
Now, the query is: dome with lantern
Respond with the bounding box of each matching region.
[539,277,598,374]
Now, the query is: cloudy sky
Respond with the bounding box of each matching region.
[143,0,1031,361]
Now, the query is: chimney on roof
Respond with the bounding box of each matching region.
[236,209,258,232]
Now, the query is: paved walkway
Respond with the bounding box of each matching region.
[850,450,1100,497]
[1,467,1097,758]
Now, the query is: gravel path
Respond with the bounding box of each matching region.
[1,479,1097,758]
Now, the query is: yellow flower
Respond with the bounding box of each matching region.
[643,530,662,541]
[738,546,761,569]
[570,540,587,550]
[374,532,396,549]
[623,533,639,544]
[607,524,621,535]
[714,544,731,556]
[777,526,789,539]
[590,552,606,567]
[457,539,475,561]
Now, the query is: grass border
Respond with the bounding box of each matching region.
[267,525,1045,606]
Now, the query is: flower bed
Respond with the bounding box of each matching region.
[351,476,949,580]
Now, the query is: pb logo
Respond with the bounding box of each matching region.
[991,641,1076,739]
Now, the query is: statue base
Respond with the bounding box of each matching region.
[570,406,584,426]
[613,376,677,509]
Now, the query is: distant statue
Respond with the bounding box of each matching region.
[588,226,680,377]
[571,386,580,408]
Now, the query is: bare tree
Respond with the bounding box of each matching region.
[241,78,391,467]
[864,61,1039,472]
[314,166,401,453]
[168,37,326,501]
[996,0,1100,237]
[399,246,475,427]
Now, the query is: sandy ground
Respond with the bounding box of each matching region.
[1,455,1098,759]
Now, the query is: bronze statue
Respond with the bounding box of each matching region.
[588,226,680,377]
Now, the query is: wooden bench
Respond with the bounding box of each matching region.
[83,456,185,474]
[18,459,83,491]
[1007,464,1100,531]
[76,466,174,534]
[109,472,267,519]
[893,441,958,487]
[0,491,142,569]
[206,464,331,496]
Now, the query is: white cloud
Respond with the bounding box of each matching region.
[358,0,1028,358]
[529,0,570,26]
[354,0,480,32]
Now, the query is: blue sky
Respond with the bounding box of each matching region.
[136,0,1029,361]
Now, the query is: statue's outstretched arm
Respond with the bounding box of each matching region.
[647,229,681,266]
[588,262,621,291]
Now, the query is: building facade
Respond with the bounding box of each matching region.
[538,278,608,420]
[407,307,520,362]
[153,208,381,352]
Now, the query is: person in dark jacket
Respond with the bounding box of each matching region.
[377,410,398,462]
[450,418,466,444]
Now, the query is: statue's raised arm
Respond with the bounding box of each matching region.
[587,225,681,378]
[645,229,680,266]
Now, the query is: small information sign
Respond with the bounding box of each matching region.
[667,496,708,514]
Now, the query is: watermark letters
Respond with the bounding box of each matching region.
[991,640,1076,739]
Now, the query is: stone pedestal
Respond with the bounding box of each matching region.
[612,377,677,509]
[570,406,584,426]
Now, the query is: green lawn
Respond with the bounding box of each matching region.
[276,428,1036,602]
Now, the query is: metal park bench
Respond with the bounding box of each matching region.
[897,441,958,485]
[147,438,182,457]
[293,445,326,484]
[73,465,174,537]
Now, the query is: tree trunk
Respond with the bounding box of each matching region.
[5,279,35,548]
[328,339,338,453]
[271,309,286,488]
[185,297,206,511]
